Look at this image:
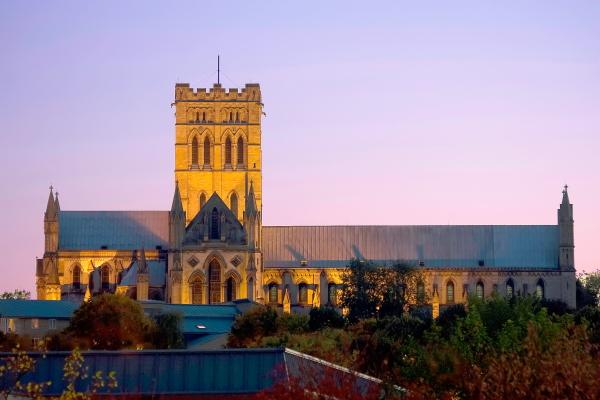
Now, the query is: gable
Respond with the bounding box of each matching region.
[183,193,246,245]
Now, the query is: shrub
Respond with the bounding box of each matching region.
[308,307,345,331]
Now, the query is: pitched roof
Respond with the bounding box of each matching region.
[262,225,560,269]
[59,211,169,250]
[119,260,166,286]
[0,300,77,318]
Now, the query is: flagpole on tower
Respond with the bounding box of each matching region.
[217,55,220,85]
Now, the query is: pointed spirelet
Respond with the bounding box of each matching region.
[171,181,184,215]
[54,191,61,212]
[562,184,570,205]
[138,247,148,274]
[245,180,258,216]
[45,186,56,219]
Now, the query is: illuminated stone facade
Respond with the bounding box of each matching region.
[36,82,577,311]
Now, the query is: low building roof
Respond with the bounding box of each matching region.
[0,300,77,318]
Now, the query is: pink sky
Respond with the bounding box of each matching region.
[0,1,599,294]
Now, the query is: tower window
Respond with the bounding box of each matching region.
[195,112,200,122]
[230,192,238,218]
[199,193,207,210]
[237,136,244,166]
[229,112,233,122]
[235,111,240,122]
[210,207,220,239]
[191,137,199,165]
[202,112,206,122]
[203,136,211,165]
[225,137,232,165]
[446,281,454,304]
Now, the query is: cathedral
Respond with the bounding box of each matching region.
[36,82,577,312]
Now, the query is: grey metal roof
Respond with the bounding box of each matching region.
[59,211,169,250]
[119,260,166,287]
[262,225,560,269]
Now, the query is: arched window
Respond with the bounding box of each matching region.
[199,193,207,210]
[268,283,278,304]
[536,279,545,299]
[72,265,81,289]
[101,265,110,291]
[229,112,233,122]
[248,278,254,301]
[237,136,244,166]
[195,111,199,122]
[235,111,240,122]
[230,193,238,218]
[208,259,221,304]
[476,281,484,299]
[298,283,308,304]
[225,137,232,165]
[202,111,206,122]
[203,136,211,166]
[506,279,515,298]
[191,137,199,165]
[226,277,236,302]
[416,281,425,303]
[191,278,203,304]
[328,283,337,306]
[210,208,220,239]
[446,281,454,304]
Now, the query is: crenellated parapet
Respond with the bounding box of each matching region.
[175,83,261,102]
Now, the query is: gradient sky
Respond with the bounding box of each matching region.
[1,1,599,294]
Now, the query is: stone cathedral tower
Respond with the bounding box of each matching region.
[173,83,263,224]
[167,83,264,304]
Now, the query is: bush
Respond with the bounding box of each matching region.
[151,313,185,349]
[228,305,279,347]
[539,299,571,316]
[437,303,466,338]
[308,307,345,331]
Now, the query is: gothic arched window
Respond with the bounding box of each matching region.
[328,283,337,306]
[476,281,484,299]
[536,279,545,299]
[235,111,240,122]
[203,136,211,166]
[268,283,278,304]
[191,278,203,304]
[446,281,454,304]
[191,137,199,165]
[506,278,515,298]
[225,137,232,165]
[101,265,110,291]
[72,265,81,290]
[229,112,233,122]
[226,277,236,302]
[298,283,308,304]
[199,193,207,210]
[208,259,221,304]
[195,111,199,122]
[237,136,244,166]
[202,111,206,122]
[417,281,425,303]
[230,192,238,218]
[210,208,219,240]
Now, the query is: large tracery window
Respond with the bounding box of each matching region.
[230,193,238,218]
[191,137,199,165]
[203,136,211,166]
[237,136,244,166]
[191,278,203,304]
[208,259,221,304]
[225,137,232,165]
[268,283,278,304]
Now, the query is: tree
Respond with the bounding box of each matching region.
[340,260,379,322]
[308,307,345,331]
[0,290,30,300]
[150,313,185,349]
[577,272,600,309]
[66,294,152,350]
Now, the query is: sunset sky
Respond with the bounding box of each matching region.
[1,1,599,294]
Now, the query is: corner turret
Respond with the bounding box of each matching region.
[169,181,186,249]
[44,186,59,253]
[558,185,575,271]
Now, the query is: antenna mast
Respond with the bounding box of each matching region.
[217,55,220,85]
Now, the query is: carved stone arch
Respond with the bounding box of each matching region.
[198,190,208,210]
[188,269,206,284]
[219,128,234,143]
[227,190,239,218]
[198,128,214,143]
[224,268,242,284]
[203,251,227,272]
[187,127,201,143]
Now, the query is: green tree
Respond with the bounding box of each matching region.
[0,290,31,300]
[66,294,152,350]
[150,313,185,349]
[340,260,379,322]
